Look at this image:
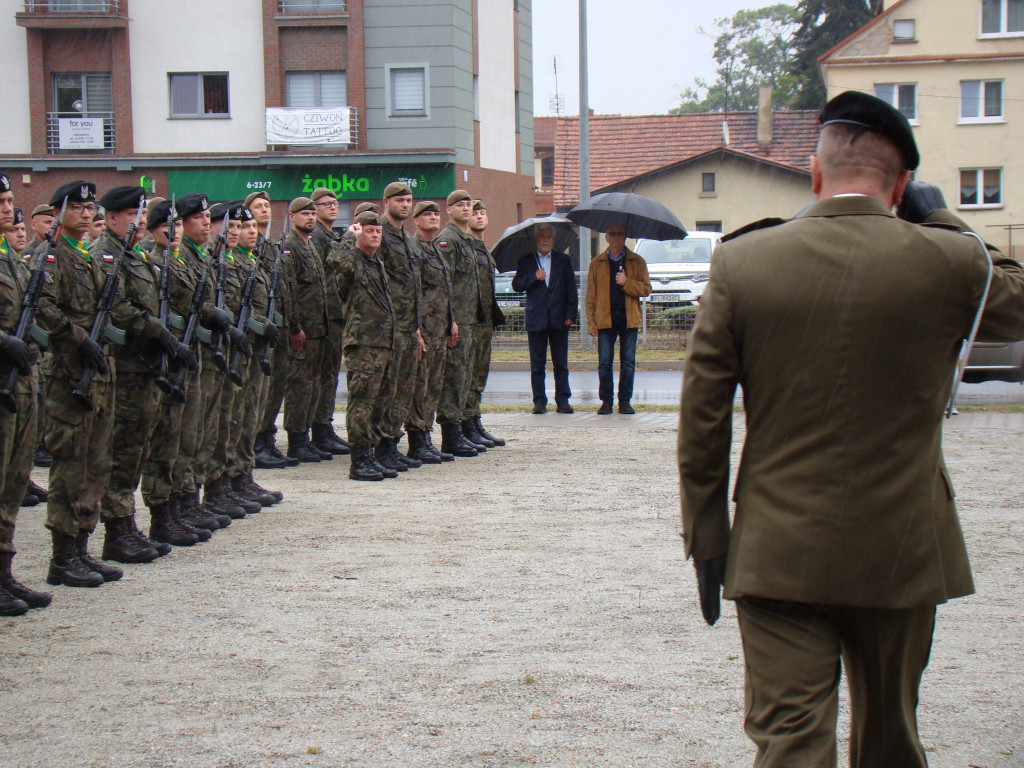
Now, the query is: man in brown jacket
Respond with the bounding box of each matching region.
[584,224,651,414]
[679,91,1024,766]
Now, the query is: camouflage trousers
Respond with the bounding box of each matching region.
[406,335,447,433]
[204,375,240,486]
[383,329,420,440]
[344,344,392,448]
[284,334,323,433]
[437,323,476,425]
[465,323,493,420]
[187,347,223,490]
[100,370,162,521]
[0,368,38,554]
[140,369,193,507]
[259,333,291,434]
[230,352,268,478]
[173,360,204,495]
[314,318,344,427]
[44,367,114,536]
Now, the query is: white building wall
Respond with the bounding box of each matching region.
[477,0,517,173]
[0,0,32,154]
[129,0,266,154]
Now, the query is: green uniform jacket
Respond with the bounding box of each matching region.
[678,197,1024,609]
[332,244,394,350]
[414,233,454,338]
[379,218,421,333]
[436,223,484,326]
[282,230,328,338]
[311,221,345,322]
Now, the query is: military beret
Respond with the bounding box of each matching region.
[288,197,315,213]
[354,211,381,227]
[31,204,53,218]
[49,180,96,207]
[145,196,166,213]
[208,201,231,222]
[99,185,146,212]
[383,181,413,199]
[146,199,180,231]
[0,172,10,193]
[92,209,105,222]
[311,187,336,202]
[820,90,919,170]
[412,200,440,218]
[12,208,23,226]
[353,202,379,216]
[234,204,255,223]
[176,193,210,219]
[472,199,486,212]
[446,189,471,206]
[244,190,269,207]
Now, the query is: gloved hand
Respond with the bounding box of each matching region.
[209,306,232,332]
[0,334,32,376]
[694,554,728,626]
[897,180,947,224]
[156,327,178,355]
[228,326,251,358]
[78,336,109,376]
[174,341,198,370]
[264,321,279,348]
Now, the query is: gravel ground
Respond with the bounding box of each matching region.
[1,413,1021,768]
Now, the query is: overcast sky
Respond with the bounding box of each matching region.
[532,0,761,117]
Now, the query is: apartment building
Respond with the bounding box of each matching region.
[0,0,534,235]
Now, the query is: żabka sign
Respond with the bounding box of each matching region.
[265,107,352,145]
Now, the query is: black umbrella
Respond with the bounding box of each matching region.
[491,215,577,273]
[567,192,687,241]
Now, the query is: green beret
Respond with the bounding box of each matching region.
[311,187,336,202]
[353,202,379,216]
[472,199,486,212]
[820,90,920,170]
[383,181,413,199]
[413,201,440,217]
[288,197,315,213]
[244,191,269,207]
[446,189,471,206]
[31,204,54,218]
[354,211,381,227]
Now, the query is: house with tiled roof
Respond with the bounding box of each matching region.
[820,0,1024,256]
[536,95,819,236]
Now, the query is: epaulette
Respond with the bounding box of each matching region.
[720,217,788,243]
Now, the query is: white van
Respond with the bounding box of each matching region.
[633,231,722,306]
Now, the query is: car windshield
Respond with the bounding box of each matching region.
[637,239,712,264]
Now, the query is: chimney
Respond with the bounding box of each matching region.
[757,84,773,147]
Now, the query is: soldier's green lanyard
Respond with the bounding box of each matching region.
[946,231,993,419]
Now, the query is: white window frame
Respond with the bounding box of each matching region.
[892,19,916,41]
[958,167,1003,209]
[385,64,429,120]
[959,79,1005,123]
[980,0,1024,36]
[168,72,229,119]
[874,82,918,124]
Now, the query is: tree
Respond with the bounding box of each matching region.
[788,0,882,109]
[672,4,800,114]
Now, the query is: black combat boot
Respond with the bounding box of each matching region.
[367,447,399,478]
[0,584,28,616]
[47,530,104,587]
[27,479,48,501]
[268,430,300,467]
[218,477,262,514]
[102,517,159,564]
[312,422,348,455]
[34,441,52,468]
[0,553,50,609]
[375,439,408,472]
[202,479,246,519]
[253,431,293,469]
[306,428,334,460]
[149,501,200,547]
[349,445,384,481]
[407,430,441,464]
[231,474,274,507]
[325,423,351,454]
[125,514,171,557]
[391,436,422,468]
[20,492,38,507]
[474,417,505,446]
[462,419,493,449]
[183,488,230,529]
[247,471,283,504]
[169,495,212,541]
[441,421,478,457]
[423,429,453,462]
[287,430,322,463]
[74,532,123,582]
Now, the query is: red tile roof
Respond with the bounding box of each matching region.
[553,111,820,207]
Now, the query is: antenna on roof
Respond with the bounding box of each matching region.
[549,55,565,116]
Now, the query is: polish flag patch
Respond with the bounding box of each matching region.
[102,254,115,263]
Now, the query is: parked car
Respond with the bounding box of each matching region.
[633,231,722,306]
[494,271,526,307]
[963,339,1024,383]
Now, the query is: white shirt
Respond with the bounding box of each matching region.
[536,250,552,286]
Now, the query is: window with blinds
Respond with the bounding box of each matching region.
[389,67,427,116]
[285,71,347,107]
[53,72,112,114]
[169,73,229,117]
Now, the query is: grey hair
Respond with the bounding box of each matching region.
[534,222,555,236]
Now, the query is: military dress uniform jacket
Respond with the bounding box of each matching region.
[311,221,345,323]
[379,218,421,333]
[333,245,395,350]
[282,230,328,339]
[414,234,454,338]
[436,224,485,327]
[678,197,1024,609]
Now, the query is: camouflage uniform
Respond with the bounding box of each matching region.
[258,240,290,437]
[467,236,498,420]
[407,233,453,433]
[310,221,345,429]
[329,242,394,447]
[378,218,421,441]
[0,237,39,554]
[282,229,328,433]
[435,223,483,426]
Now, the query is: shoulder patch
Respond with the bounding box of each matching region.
[45,254,56,263]
[437,240,447,247]
[721,217,789,243]
[101,253,115,263]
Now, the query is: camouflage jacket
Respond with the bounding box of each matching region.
[414,233,454,338]
[436,223,483,326]
[0,242,38,384]
[332,243,394,349]
[471,236,499,327]
[378,218,421,332]
[282,230,328,338]
[311,220,345,322]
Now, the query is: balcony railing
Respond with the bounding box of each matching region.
[24,0,120,11]
[277,0,346,14]
[46,112,115,154]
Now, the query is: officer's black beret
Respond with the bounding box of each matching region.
[820,90,920,170]
[146,199,180,231]
[210,201,241,222]
[176,193,210,219]
[98,185,146,212]
[12,208,23,225]
[234,205,255,223]
[0,172,10,193]
[49,180,96,207]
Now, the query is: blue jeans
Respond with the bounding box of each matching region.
[597,325,638,405]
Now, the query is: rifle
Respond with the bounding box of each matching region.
[153,197,179,399]
[70,196,145,410]
[258,219,289,375]
[0,197,68,413]
[208,215,232,373]
[227,216,271,386]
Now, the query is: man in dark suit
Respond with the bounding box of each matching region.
[679,91,1024,766]
[512,222,578,413]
